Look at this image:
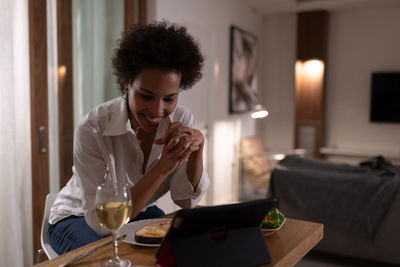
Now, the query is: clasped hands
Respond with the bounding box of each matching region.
[154,122,203,173]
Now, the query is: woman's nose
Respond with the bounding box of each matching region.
[151,100,164,117]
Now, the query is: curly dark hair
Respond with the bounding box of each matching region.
[112,21,204,92]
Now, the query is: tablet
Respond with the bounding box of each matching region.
[156,197,277,267]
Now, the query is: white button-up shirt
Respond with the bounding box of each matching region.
[49,97,210,235]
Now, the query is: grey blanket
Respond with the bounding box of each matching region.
[270,155,400,239]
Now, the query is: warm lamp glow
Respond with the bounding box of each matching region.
[251,110,268,119]
[272,153,285,161]
[214,62,220,78]
[58,65,67,87]
[295,59,324,79]
[303,59,324,78]
[58,65,67,78]
[295,59,325,94]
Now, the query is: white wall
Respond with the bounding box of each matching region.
[258,14,297,151]
[326,7,400,153]
[151,0,263,205]
[259,6,400,160]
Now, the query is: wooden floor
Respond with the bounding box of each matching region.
[296,251,398,267]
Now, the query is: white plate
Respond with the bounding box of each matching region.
[261,217,286,236]
[120,218,171,247]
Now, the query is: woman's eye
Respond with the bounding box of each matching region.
[140,94,152,100]
[163,98,175,103]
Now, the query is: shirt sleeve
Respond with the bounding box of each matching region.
[73,123,109,235]
[169,165,210,208]
[168,106,210,208]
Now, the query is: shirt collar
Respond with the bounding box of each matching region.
[103,97,176,137]
[103,97,129,136]
[155,115,172,140]
[152,110,176,140]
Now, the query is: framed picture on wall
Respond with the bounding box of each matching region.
[229,25,258,114]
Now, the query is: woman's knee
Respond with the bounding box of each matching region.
[47,216,102,254]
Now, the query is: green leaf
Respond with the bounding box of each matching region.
[260,208,285,229]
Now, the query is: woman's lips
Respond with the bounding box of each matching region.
[143,113,163,124]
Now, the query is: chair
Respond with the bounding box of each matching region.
[36,193,59,263]
[239,136,306,200]
[239,137,271,190]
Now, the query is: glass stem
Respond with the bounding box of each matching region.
[112,232,119,259]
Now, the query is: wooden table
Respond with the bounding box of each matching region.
[35,218,323,267]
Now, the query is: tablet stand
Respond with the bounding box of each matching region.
[157,226,271,267]
[156,198,275,267]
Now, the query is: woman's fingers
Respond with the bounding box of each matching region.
[164,133,190,152]
[164,128,204,157]
[167,140,192,158]
[167,139,201,159]
[165,134,192,152]
[178,144,201,165]
[157,124,205,170]
[162,126,194,152]
[158,123,192,144]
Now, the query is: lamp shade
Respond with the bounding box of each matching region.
[251,104,268,119]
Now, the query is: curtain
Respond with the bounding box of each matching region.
[72,0,124,126]
[48,0,60,193]
[0,0,32,266]
[46,0,125,193]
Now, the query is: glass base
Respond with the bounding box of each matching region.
[99,257,131,267]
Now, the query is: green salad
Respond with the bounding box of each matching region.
[260,208,285,229]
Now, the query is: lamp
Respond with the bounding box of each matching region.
[251,104,268,119]
[294,11,328,158]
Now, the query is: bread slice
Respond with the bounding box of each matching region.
[134,219,172,244]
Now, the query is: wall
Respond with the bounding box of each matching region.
[258,14,297,151]
[259,6,400,162]
[325,7,400,154]
[150,0,263,208]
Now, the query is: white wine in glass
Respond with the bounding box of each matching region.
[96,182,132,267]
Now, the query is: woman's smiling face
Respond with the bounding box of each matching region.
[128,68,181,133]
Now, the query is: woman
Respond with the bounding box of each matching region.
[48,21,210,254]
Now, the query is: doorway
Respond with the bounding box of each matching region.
[29,0,146,260]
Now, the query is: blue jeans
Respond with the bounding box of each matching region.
[48,205,165,255]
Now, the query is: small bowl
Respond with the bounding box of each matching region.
[261,217,286,236]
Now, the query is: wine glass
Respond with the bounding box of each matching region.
[95,181,132,267]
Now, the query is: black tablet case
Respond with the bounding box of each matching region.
[156,198,276,267]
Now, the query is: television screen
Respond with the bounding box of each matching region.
[370,72,400,123]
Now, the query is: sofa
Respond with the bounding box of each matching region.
[270,155,400,265]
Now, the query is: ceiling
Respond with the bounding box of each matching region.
[247,0,400,15]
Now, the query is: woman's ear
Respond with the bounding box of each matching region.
[121,84,129,99]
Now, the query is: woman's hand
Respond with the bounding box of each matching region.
[154,122,204,173]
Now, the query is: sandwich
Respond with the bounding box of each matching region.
[135,219,172,244]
